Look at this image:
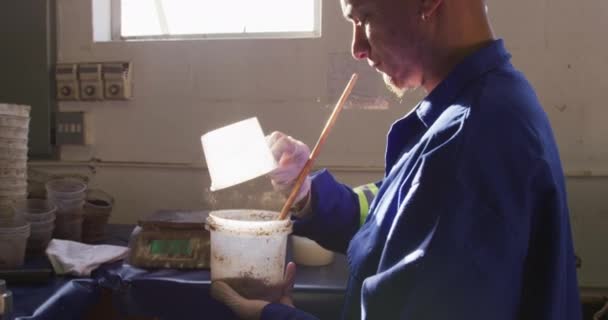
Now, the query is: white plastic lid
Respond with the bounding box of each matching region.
[201,117,277,191]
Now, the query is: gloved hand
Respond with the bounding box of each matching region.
[210,262,297,320]
[266,132,311,206]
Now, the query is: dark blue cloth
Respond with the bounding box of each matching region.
[15,278,100,320]
[263,39,581,319]
[95,261,236,320]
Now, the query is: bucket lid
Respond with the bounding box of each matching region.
[201,117,277,191]
[206,209,292,235]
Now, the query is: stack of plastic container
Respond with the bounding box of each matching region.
[0,104,30,268]
[13,199,56,254]
[46,178,87,241]
[0,104,30,217]
[0,216,30,268]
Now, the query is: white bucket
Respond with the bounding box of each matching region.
[206,209,292,301]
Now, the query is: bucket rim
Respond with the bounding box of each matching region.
[206,209,292,235]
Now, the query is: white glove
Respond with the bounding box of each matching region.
[210,262,297,320]
[266,132,311,206]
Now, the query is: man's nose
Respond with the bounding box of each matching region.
[351,25,370,60]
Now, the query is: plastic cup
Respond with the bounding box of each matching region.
[206,210,292,301]
[29,215,56,230]
[0,116,29,129]
[0,147,27,160]
[53,213,83,241]
[0,177,27,187]
[0,166,27,178]
[0,126,28,140]
[0,217,30,268]
[82,189,114,243]
[27,219,54,254]
[201,117,277,191]
[0,137,28,151]
[45,178,87,200]
[51,198,85,214]
[0,192,27,202]
[12,199,57,222]
[0,104,30,117]
[0,159,27,169]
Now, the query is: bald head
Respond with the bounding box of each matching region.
[342,0,494,94]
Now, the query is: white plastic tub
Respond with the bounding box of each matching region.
[206,209,292,301]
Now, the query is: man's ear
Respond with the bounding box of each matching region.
[420,0,443,20]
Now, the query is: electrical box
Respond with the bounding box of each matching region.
[103,62,132,100]
[55,64,79,100]
[78,63,103,100]
[55,111,92,145]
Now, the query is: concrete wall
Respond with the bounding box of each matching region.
[31,0,608,287]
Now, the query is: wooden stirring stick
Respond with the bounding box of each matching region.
[278,73,359,220]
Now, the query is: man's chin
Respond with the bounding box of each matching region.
[382,72,422,99]
[383,73,407,98]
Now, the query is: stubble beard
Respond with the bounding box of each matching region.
[383,72,414,99]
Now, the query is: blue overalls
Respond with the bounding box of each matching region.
[262,39,581,320]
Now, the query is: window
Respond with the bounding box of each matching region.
[113,0,321,40]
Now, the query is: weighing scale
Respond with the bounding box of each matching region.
[127,210,211,269]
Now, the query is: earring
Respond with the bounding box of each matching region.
[421,13,427,21]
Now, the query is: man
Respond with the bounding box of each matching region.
[211,0,582,318]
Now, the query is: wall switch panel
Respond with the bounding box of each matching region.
[56,111,92,145]
[55,64,79,100]
[103,62,132,100]
[78,63,104,100]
